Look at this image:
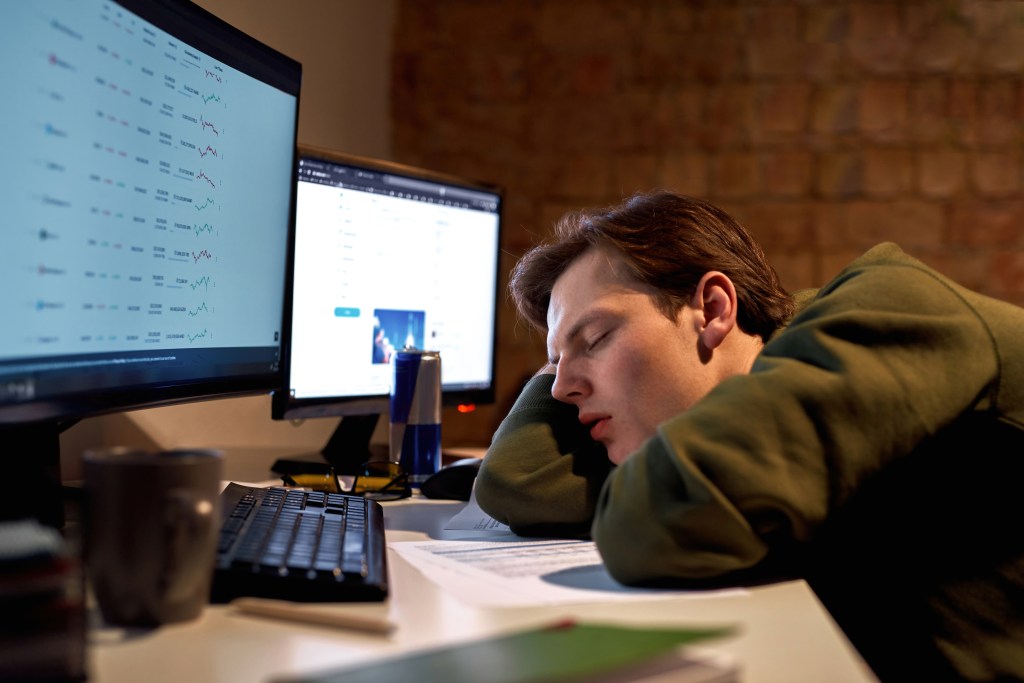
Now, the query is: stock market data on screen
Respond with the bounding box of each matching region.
[0,1,299,420]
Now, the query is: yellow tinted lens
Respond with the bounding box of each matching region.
[353,475,397,493]
[353,462,406,494]
[285,473,338,492]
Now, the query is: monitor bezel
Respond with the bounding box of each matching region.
[272,144,504,422]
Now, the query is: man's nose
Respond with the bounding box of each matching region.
[550,362,587,403]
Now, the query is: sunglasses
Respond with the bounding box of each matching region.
[282,461,411,501]
[350,460,411,501]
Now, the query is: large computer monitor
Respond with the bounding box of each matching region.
[272,145,503,471]
[0,0,301,525]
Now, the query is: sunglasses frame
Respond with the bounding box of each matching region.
[350,461,412,501]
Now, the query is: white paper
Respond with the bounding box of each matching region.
[443,493,512,531]
[389,537,746,607]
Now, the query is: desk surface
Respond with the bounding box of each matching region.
[87,449,877,683]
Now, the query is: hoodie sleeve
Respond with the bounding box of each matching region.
[475,374,612,538]
[593,244,1001,585]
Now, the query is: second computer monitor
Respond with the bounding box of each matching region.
[273,146,503,448]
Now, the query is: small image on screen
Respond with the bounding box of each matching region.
[372,309,425,364]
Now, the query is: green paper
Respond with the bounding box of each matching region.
[280,621,735,683]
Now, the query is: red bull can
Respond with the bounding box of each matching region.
[389,349,441,486]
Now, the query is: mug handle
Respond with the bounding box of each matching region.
[159,489,217,603]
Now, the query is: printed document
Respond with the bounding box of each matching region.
[388,537,746,607]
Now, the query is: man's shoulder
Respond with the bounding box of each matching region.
[849,242,921,268]
[781,244,917,318]
[823,242,926,278]
[824,242,948,295]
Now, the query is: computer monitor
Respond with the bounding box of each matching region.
[272,145,503,472]
[0,0,301,525]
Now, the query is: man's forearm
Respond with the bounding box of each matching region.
[475,374,611,537]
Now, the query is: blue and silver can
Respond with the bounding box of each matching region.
[389,348,441,486]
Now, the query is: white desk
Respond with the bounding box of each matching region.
[86,450,877,682]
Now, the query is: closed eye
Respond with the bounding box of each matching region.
[586,329,611,352]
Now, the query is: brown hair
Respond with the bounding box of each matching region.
[510,191,794,340]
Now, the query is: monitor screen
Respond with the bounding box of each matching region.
[272,146,502,468]
[0,0,301,524]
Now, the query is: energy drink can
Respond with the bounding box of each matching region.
[389,348,441,486]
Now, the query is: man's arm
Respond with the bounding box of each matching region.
[592,246,1003,584]
[475,372,612,537]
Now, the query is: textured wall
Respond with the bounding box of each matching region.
[391,0,1024,446]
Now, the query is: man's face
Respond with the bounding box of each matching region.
[546,248,719,464]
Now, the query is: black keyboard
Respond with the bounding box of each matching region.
[210,483,388,603]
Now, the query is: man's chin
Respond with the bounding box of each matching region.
[605,445,631,466]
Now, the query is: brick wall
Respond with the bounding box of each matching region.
[391,0,1024,446]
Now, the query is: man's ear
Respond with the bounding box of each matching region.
[691,271,738,350]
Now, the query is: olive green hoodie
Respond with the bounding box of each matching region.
[476,243,1024,682]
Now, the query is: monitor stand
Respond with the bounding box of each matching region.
[320,413,388,473]
[272,414,388,477]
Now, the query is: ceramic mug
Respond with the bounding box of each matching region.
[83,447,222,626]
